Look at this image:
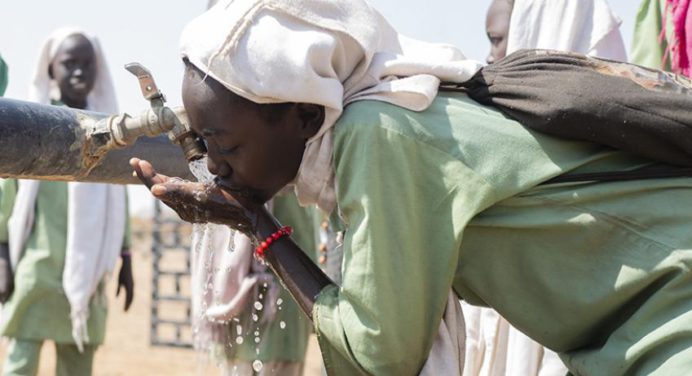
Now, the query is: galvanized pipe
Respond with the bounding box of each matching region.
[0,98,195,184]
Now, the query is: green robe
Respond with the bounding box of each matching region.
[313,92,692,375]
[224,192,319,363]
[0,180,108,344]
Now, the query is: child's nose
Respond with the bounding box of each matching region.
[206,156,231,177]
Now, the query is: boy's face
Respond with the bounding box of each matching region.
[181,63,323,204]
[486,0,513,64]
[49,34,96,107]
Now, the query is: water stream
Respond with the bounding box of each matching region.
[188,158,273,373]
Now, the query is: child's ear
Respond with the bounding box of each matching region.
[296,103,324,139]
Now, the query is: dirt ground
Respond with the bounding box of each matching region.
[0,218,322,376]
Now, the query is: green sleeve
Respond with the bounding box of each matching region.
[312,113,495,375]
[0,54,7,97]
[0,179,18,243]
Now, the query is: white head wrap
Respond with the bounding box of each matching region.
[506,0,627,61]
[28,27,118,113]
[7,27,125,352]
[180,0,483,212]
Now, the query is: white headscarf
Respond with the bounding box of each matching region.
[506,0,627,61]
[28,27,118,114]
[179,0,483,213]
[7,27,125,351]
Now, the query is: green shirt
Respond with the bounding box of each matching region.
[0,180,108,344]
[314,92,692,375]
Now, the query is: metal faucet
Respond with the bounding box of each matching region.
[85,63,206,163]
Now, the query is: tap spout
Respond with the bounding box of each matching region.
[95,105,205,162]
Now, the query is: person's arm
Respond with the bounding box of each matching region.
[252,206,333,318]
[129,158,333,317]
[306,118,496,375]
[0,179,17,303]
[116,247,134,311]
[0,242,12,303]
[116,191,134,311]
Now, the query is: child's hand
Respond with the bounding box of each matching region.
[116,250,134,312]
[130,158,257,234]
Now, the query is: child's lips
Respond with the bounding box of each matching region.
[214,177,252,197]
[70,81,89,92]
[214,178,269,204]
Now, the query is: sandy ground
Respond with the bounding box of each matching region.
[0,218,322,375]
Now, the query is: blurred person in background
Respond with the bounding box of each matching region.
[465,1,627,375]
[0,28,133,376]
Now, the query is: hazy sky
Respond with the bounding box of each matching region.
[0,0,640,216]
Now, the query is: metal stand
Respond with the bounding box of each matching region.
[150,200,194,348]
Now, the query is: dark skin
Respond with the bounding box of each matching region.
[0,243,12,304]
[49,34,134,311]
[486,0,513,64]
[48,34,97,110]
[130,61,333,318]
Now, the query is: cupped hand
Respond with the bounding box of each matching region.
[130,158,257,234]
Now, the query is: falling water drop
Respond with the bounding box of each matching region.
[252,360,263,372]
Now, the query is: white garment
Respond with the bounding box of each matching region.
[420,291,466,376]
[463,2,627,375]
[180,0,482,213]
[461,302,510,376]
[180,1,482,372]
[506,0,627,61]
[190,223,278,352]
[7,27,126,352]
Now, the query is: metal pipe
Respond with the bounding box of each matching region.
[0,98,194,184]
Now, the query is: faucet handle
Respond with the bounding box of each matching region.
[125,62,166,108]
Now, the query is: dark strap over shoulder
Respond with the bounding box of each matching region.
[541,165,692,185]
[445,49,692,167]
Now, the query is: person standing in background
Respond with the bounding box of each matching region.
[0,28,133,376]
[471,1,627,375]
